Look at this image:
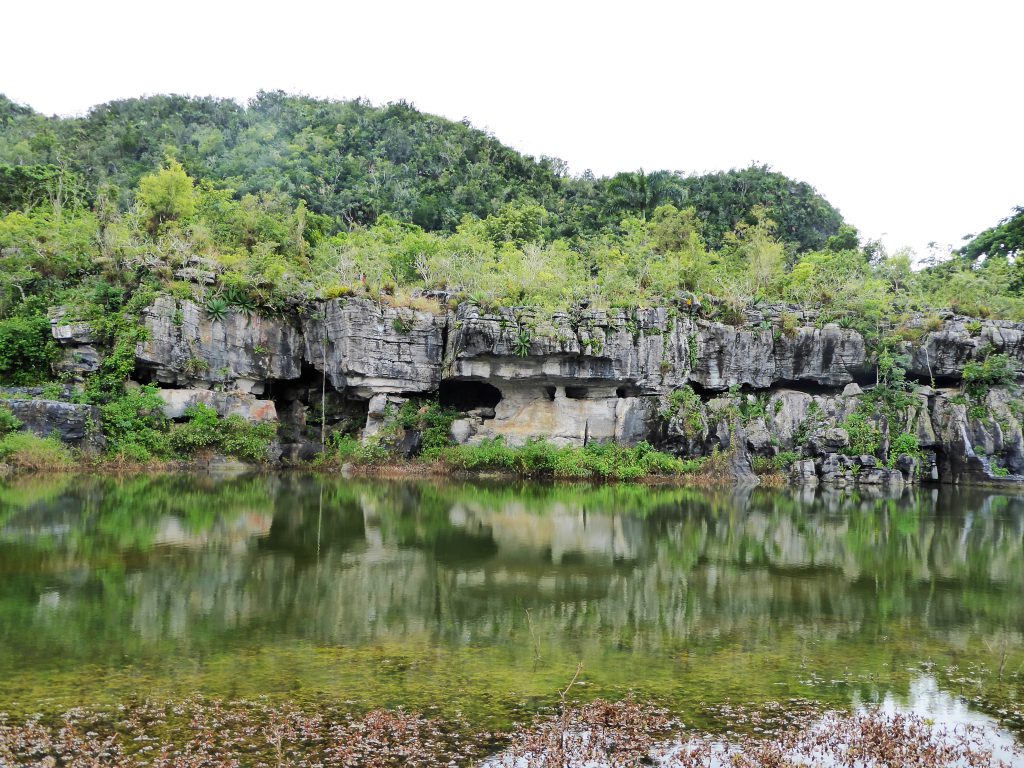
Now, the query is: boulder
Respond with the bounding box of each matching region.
[4,399,104,449]
[156,388,278,423]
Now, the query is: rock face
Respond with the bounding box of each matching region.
[136,296,304,393]
[157,388,278,423]
[50,313,102,380]
[302,299,445,396]
[3,397,104,450]
[44,298,1024,485]
[903,316,1024,380]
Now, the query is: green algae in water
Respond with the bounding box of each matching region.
[0,474,1022,737]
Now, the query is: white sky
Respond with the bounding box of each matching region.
[2,0,1021,257]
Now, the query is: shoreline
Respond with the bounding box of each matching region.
[6,454,1024,491]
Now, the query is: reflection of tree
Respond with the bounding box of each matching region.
[1,476,1023,675]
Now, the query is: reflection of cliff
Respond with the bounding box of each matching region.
[1,477,1023,661]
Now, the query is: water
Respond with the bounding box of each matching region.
[1,474,1022,743]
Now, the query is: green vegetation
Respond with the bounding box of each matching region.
[0,404,22,436]
[963,353,1017,397]
[397,400,458,458]
[957,352,1018,420]
[959,206,1024,264]
[663,386,704,436]
[438,437,707,480]
[0,432,73,470]
[1,92,1022,472]
[887,432,924,470]
[752,451,800,474]
[2,91,1020,354]
[169,404,277,462]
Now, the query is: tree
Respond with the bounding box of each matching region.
[137,158,196,233]
[604,170,685,221]
[959,207,1024,263]
[680,165,843,252]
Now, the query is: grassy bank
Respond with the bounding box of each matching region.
[0,395,737,484]
[312,433,735,484]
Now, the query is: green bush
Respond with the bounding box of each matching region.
[397,400,458,458]
[0,404,23,437]
[170,404,276,462]
[752,451,800,474]
[0,315,57,384]
[0,432,73,470]
[220,416,277,462]
[664,386,704,436]
[315,432,389,466]
[887,432,923,469]
[963,353,1016,395]
[101,386,171,460]
[843,411,881,457]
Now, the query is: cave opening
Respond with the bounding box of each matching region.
[439,379,503,411]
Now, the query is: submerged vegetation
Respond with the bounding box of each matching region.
[0,695,1019,767]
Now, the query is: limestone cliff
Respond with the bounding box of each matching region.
[43,297,1024,486]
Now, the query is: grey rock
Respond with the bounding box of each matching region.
[157,388,278,422]
[824,428,850,451]
[362,393,407,443]
[137,297,303,391]
[5,399,104,449]
[303,299,446,396]
[450,418,477,444]
[791,459,818,485]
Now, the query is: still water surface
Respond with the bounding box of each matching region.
[0,474,1022,739]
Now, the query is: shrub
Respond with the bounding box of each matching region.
[220,416,277,462]
[398,400,458,458]
[315,432,389,466]
[843,411,881,457]
[963,353,1016,391]
[0,314,57,384]
[101,386,171,460]
[887,431,923,469]
[169,404,276,462]
[776,312,799,339]
[752,451,800,474]
[664,386,704,436]
[0,404,23,437]
[438,437,704,480]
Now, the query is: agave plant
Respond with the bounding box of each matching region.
[205,297,230,322]
[234,294,259,317]
[513,328,532,357]
[221,286,247,306]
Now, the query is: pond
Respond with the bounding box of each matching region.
[0,474,1022,751]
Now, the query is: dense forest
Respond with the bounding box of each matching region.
[0,90,1021,394]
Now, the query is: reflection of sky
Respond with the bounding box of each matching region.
[494,676,1022,768]
[867,676,1022,766]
